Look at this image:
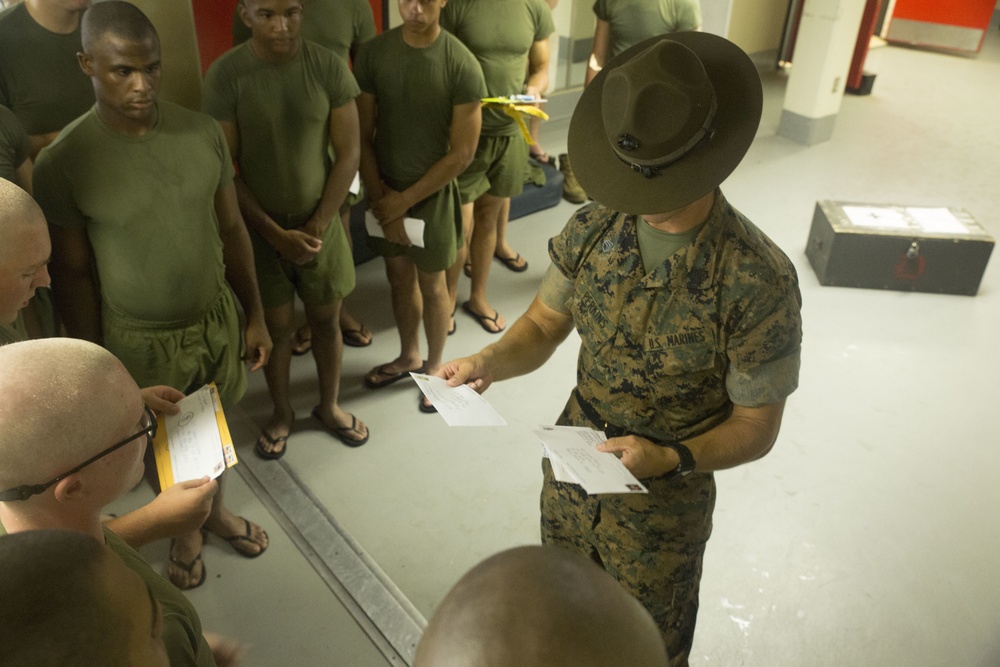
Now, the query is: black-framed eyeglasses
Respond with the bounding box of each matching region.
[0,405,157,502]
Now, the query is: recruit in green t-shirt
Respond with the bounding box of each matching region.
[103,528,216,667]
[594,0,702,59]
[0,104,30,182]
[0,3,95,136]
[231,0,376,63]
[441,0,554,137]
[203,40,360,218]
[33,102,234,323]
[353,28,487,190]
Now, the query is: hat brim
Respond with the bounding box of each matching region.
[568,32,762,215]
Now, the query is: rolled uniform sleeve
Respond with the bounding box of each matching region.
[725,273,802,407]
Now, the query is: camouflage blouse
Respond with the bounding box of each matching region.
[548,190,802,443]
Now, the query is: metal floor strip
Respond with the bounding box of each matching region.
[235,447,425,666]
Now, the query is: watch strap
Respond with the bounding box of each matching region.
[661,441,695,480]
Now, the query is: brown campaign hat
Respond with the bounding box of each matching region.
[568,32,762,215]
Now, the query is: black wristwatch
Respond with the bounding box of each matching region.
[661,441,696,480]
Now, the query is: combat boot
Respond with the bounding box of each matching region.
[559,153,587,204]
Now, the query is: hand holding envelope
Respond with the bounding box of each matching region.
[152,384,238,490]
[365,210,425,248]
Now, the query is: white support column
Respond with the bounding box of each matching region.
[778,0,867,145]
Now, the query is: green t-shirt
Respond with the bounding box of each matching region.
[104,528,216,667]
[441,0,554,137]
[33,102,234,322]
[0,312,28,346]
[354,28,486,190]
[636,217,705,274]
[203,40,360,218]
[231,0,376,63]
[0,3,94,136]
[0,104,30,182]
[593,0,702,58]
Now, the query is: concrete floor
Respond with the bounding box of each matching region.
[110,20,1000,667]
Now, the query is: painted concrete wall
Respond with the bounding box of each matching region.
[727,0,789,54]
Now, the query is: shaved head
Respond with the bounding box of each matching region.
[415,546,670,667]
[81,0,158,52]
[0,180,50,326]
[0,338,142,492]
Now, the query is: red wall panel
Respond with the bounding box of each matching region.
[891,0,995,30]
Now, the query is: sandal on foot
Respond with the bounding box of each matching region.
[342,325,373,348]
[462,300,505,334]
[494,252,528,272]
[311,407,369,447]
[255,431,289,460]
[530,152,556,167]
[212,517,268,559]
[291,329,312,356]
[168,536,206,590]
[418,394,437,414]
[364,361,426,389]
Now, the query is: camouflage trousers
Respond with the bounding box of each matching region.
[541,409,717,666]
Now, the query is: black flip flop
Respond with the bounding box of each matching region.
[168,536,207,590]
[311,406,369,447]
[494,252,529,272]
[462,301,505,334]
[255,431,288,460]
[419,394,437,414]
[364,361,427,389]
[342,326,373,347]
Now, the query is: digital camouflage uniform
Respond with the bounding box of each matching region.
[543,190,802,664]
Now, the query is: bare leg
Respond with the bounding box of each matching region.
[365,254,424,385]
[446,201,474,333]
[308,299,367,442]
[466,193,507,333]
[493,198,526,270]
[417,267,450,373]
[204,471,269,556]
[337,203,371,345]
[258,301,296,456]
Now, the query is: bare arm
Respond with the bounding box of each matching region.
[214,181,272,371]
[217,120,322,265]
[356,91,384,204]
[597,401,787,479]
[301,99,361,239]
[585,18,610,87]
[370,99,481,226]
[48,225,102,343]
[13,157,32,195]
[28,132,60,161]
[438,294,575,391]
[525,38,550,99]
[105,477,219,548]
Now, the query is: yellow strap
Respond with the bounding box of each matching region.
[481,100,550,146]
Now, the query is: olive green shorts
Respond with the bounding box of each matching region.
[367,181,462,273]
[102,287,248,406]
[250,212,356,310]
[457,133,530,204]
